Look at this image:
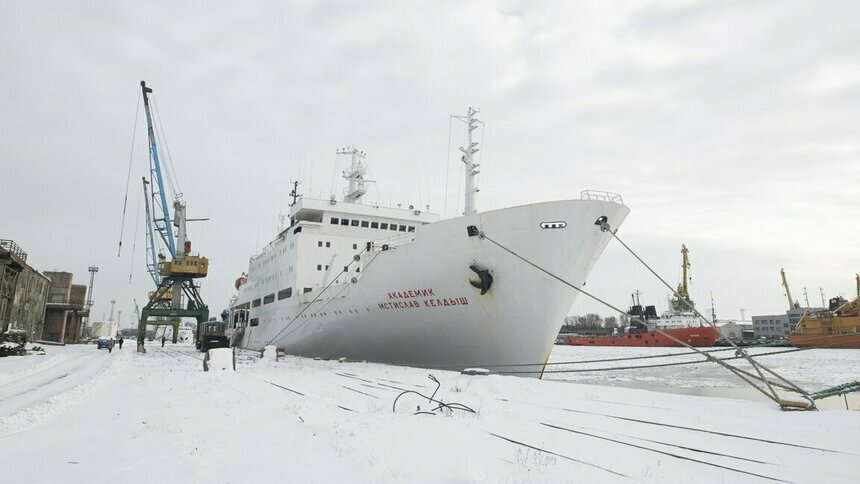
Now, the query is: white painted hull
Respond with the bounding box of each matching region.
[235,199,628,376]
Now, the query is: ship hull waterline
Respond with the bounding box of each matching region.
[789,333,860,349]
[560,326,719,347]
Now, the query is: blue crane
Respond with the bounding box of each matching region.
[141,80,176,260]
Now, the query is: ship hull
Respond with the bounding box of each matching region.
[560,326,719,347]
[234,199,629,376]
[789,333,860,349]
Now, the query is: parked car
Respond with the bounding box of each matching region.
[97,338,110,349]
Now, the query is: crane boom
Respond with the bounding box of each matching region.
[780,268,797,310]
[677,244,690,299]
[141,80,176,258]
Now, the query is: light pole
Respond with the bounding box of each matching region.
[86,266,99,326]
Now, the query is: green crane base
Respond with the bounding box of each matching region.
[137,307,209,352]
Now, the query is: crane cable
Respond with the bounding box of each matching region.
[478,227,815,410]
[128,186,143,284]
[117,90,141,257]
[151,96,183,200]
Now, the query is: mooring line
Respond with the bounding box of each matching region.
[480,229,814,409]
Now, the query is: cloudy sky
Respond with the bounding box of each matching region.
[2,0,858,327]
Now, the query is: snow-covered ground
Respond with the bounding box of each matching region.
[1,343,859,483]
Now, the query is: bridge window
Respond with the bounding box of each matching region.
[317,264,322,271]
[371,222,379,229]
[340,219,349,226]
[330,217,339,225]
[250,318,259,327]
[380,223,388,230]
[303,287,312,293]
[390,224,398,231]
[318,241,323,247]
[398,225,407,232]
[278,288,292,299]
[361,221,369,228]
[252,298,261,308]
[326,241,331,248]
[351,220,359,227]
[408,226,415,232]
[264,293,275,304]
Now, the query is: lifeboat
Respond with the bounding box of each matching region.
[234,275,248,290]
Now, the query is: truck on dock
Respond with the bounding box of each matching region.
[196,319,229,352]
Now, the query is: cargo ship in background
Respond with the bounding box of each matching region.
[789,274,860,349]
[560,244,719,348]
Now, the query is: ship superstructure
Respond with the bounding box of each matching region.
[229,108,629,375]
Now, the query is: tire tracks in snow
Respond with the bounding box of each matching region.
[0,348,126,435]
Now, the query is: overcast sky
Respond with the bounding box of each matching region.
[2,0,858,327]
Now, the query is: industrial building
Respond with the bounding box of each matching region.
[42,271,88,344]
[0,239,50,342]
[752,307,824,340]
[716,320,753,342]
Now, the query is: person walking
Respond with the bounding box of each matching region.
[108,338,115,353]
[161,335,166,347]
[118,337,124,349]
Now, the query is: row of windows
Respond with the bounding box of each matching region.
[246,286,310,309]
[317,240,359,250]
[330,217,415,233]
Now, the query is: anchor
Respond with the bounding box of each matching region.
[469,264,493,295]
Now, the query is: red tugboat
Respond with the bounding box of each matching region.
[561,244,719,348]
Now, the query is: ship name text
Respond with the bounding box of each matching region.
[378,288,469,310]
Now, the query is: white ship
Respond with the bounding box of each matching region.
[229,108,629,376]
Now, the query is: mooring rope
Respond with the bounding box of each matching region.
[479,224,817,410]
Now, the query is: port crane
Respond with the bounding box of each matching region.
[780,268,800,311]
[134,81,209,351]
[671,244,695,311]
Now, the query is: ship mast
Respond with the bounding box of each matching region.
[338,147,373,204]
[455,107,481,215]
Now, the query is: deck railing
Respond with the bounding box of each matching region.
[0,239,27,263]
[580,190,624,204]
